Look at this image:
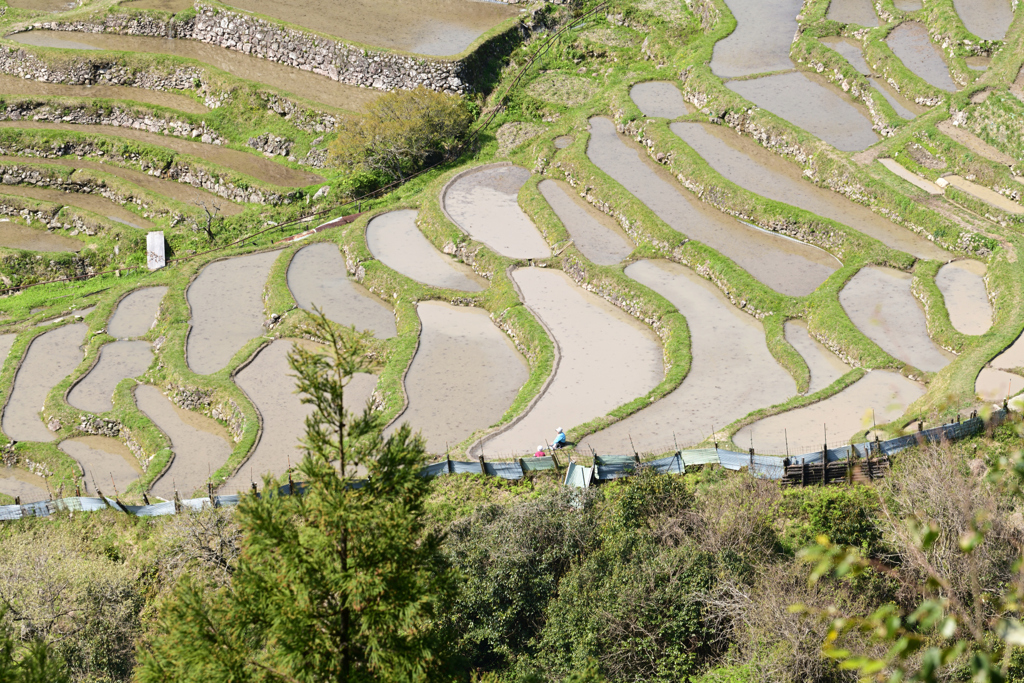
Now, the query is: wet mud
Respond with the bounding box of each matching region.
[937,121,1017,167]
[0,73,208,114]
[136,384,232,499]
[840,266,953,372]
[952,0,1013,40]
[186,250,278,376]
[474,268,663,456]
[976,367,1021,402]
[443,164,551,259]
[10,31,380,112]
[2,323,86,442]
[886,22,956,92]
[936,260,991,336]
[538,179,633,266]
[0,184,154,230]
[786,320,849,394]
[944,175,1024,214]
[0,469,49,502]
[710,0,802,78]
[68,341,153,414]
[825,0,879,26]
[991,332,1024,370]
[107,286,167,339]
[629,81,689,119]
[734,371,925,454]
[365,210,486,292]
[580,260,796,454]
[389,301,528,454]
[894,0,923,8]
[222,339,377,492]
[587,116,838,296]
[287,243,397,338]
[671,121,949,259]
[0,121,323,188]
[216,0,519,56]
[726,71,880,151]
[0,335,15,372]
[0,219,83,252]
[879,158,943,195]
[6,0,78,12]
[60,436,141,495]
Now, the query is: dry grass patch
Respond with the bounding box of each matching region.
[526,74,599,106]
[495,121,547,157]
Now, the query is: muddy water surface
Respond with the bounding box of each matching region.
[840,266,953,372]
[826,0,879,26]
[7,0,77,12]
[366,210,485,291]
[945,175,1024,214]
[871,78,924,118]
[735,371,925,454]
[952,0,1013,40]
[0,469,49,502]
[0,185,153,230]
[894,0,923,8]
[936,260,991,335]
[68,341,152,414]
[886,22,956,91]
[60,436,141,495]
[475,268,663,456]
[710,0,802,77]
[186,251,278,375]
[390,302,527,454]
[0,220,83,252]
[630,81,689,119]
[443,165,551,259]
[216,0,518,56]
[820,37,922,118]
[821,37,871,73]
[2,323,85,442]
[0,335,15,372]
[0,122,322,188]
[10,31,379,112]
[222,340,377,492]
[727,72,880,151]
[0,73,208,114]
[288,243,397,338]
[107,287,167,338]
[587,117,837,295]
[671,122,948,258]
[992,332,1024,370]
[786,320,849,394]
[539,179,633,265]
[136,384,232,499]
[580,260,795,454]
[976,367,1021,402]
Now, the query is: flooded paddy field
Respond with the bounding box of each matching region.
[886,22,957,92]
[0,468,49,502]
[976,367,1021,402]
[6,0,77,12]
[186,251,278,376]
[0,185,154,230]
[726,72,880,151]
[879,158,943,195]
[287,243,397,338]
[3,324,85,442]
[9,31,380,112]
[67,341,153,414]
[937,121,1017,167]
[211,0,519,56]
[474,268,663,456]
[952,0,1013,40]
[443,164,551,259]
[825,0,879,26]
[60,436,141,495]
[365,210,485,291]
[734,371,925,454]
[136,384,232,499]
[0,335,15,371]
[0,73,208,115]
[936,260,991,335]
[630,81,689,119]
[894,0,923,9]
[0,219,83,252]
[390,302,528,454]
[107,287,167,339]
[223,340,377,492]
[840,266,953,372]
[944,175,1024,214]
[538,179,633,266]
[587,116,838,296]
[786,320,849,394]
[580,260,796,454]
[0,122,322,188]
[710,0,802,78]
[819,37,923,118]
[671,122,948,259]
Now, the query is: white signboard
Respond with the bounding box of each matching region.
[147,232,166,271]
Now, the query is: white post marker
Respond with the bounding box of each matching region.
[147,231,166,271]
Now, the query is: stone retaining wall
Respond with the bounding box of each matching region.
[0,163,159,216]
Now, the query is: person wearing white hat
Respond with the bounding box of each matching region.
[534,445,546,458]
[553,427,567,449]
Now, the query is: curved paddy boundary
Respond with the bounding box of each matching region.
[0,189,157,241]
[0,73,210,114]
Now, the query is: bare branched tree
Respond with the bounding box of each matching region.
[190,200,222,242]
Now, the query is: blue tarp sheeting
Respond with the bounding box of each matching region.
[522,456,558,471]
[717,450,754,471]
[595,462,636,480]
[0,505,21,521]
[450,461,481,475]
[133,501,176,517]
[420,461,450,478]
[680,449,722,467]
[649,453,684,474]
[485,461,524,480]
[563,462,592,488]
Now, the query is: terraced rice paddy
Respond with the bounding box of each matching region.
[366,210,485,291]
[0,185,154,230]
[819,37,922,118]
[107,287,167,339]
[0,469,49,502]
[580,260,795,454]
[60,436,141,495]
[825,0,879,26]
[0,220,83,252]
[936,261,991,336]
[587,116,838,295]
[976,332,1024,401]
[951,0,1014,40]
[886,22,957,92]
[786,320,849,394]
[0,73,209,115]
[443,164,551,259]
[711,0,802,77]
[389,302,528,454]
[538,179,633,265]
[68,341,153,413]
[629,81,689,119]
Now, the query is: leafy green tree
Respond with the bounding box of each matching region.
[329,87,473,182]
[137,311,457,683]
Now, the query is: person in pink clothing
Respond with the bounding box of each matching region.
[534,445,546,457]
